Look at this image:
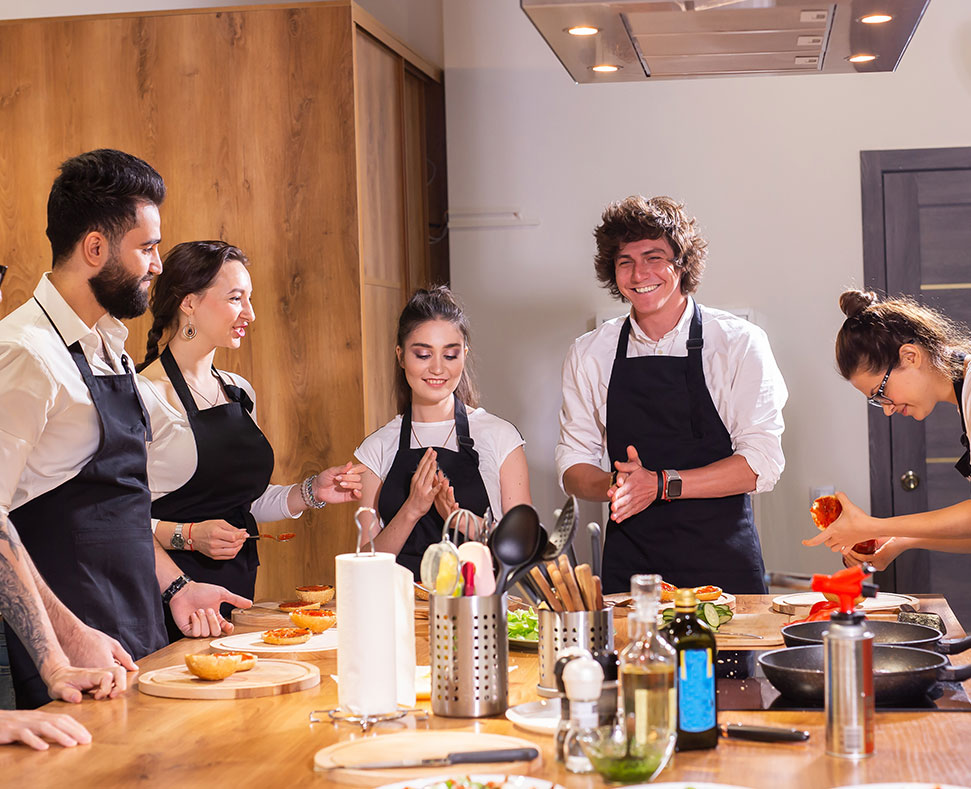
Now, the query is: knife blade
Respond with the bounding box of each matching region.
[720,723,809,742]
[331,747,539,770]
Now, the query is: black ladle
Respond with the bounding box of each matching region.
[488,504,544,595]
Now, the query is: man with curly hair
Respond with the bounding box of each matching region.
[556,195,787,594]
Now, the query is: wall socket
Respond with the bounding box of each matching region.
[810,485,835,508]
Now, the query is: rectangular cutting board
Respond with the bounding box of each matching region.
[313,730,542,785]
[137,658,319,699]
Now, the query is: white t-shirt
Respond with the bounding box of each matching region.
[354,406,525,518]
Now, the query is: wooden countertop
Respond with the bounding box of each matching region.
[2,595,970,788]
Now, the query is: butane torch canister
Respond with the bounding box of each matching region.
[823,610,874,758]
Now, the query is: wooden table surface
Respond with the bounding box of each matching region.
[3,595,971,788]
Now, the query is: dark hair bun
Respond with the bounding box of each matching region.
[839,289,878,319]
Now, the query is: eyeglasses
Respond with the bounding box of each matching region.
[867,362,896,408]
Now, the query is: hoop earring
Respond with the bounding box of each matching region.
[181,320,197,341]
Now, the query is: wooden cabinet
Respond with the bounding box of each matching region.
[0,2,446,598]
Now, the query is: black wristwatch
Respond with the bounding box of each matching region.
[170,522,185,550]
[161,574,191,605]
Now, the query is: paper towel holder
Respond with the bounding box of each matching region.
[353,507,380,555]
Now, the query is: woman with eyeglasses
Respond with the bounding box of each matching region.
[804,289,971,567]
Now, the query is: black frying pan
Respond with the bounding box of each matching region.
[759,645,971,706]
[782,620,971,654]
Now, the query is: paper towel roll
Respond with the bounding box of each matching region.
[336,551,398,716]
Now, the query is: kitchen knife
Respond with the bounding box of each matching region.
[720,723,809,743]
[331,747,539,770]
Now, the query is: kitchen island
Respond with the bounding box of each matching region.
[3,595,970,788]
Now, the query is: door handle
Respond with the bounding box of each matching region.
[900,470,920,491]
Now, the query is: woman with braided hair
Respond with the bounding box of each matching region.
[804,289,971,569]
[137,241,364,640]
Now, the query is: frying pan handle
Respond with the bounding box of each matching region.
[938,661,971,683]
[937,635,971,655]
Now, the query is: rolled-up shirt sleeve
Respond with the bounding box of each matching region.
[722,325,788,494]
[0,344,55,514]
[555,340,608,490]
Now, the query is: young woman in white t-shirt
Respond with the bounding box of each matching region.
[355,286,530,576]
[804,289,971,568]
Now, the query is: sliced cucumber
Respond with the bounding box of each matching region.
[702,602,721,630]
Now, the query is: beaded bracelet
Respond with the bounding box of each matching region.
[301,474,327,509]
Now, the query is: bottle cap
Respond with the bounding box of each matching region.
[675,587,698,609]
[591,648,619,682]
[562,656,604,702]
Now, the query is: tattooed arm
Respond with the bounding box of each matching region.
[0,512,128,701]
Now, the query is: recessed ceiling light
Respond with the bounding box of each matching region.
[591,64,620,73]
[847,53,877,63]
[567,26,599,36]
[860,14,893,24]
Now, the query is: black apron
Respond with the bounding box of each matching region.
[377,398,491,578]
[602,303,767,595]
[151,347,275,640]
[952,356,971,479]
[5,300,165,708]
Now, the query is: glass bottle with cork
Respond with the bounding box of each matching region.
[664,587,718,750]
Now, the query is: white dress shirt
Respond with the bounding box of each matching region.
[556,297,788,493]
[0,274,137,515]
[138,372,298,524]
[354,406,525,519]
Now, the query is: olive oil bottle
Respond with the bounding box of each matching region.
[618,574,676,763]
[665,588,718,750]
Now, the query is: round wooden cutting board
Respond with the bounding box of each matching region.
[209,629,338,659]
[137,658,319,700]
[313,730,543,786]
[232,600,335,628]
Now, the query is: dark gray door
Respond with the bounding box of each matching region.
[861,147,971,628]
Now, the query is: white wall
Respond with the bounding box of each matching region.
[443,0,971,577]
[0,0,444,66]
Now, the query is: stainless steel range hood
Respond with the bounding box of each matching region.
[521,0,930,82]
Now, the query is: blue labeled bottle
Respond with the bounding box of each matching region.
[665,587,718,750]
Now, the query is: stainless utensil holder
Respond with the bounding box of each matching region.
[429,593,509,717]
[537,608,613,697]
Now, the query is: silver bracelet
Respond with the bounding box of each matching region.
[301,474,327,509]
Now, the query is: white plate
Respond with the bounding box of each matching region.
[509,636,538,651]
[772,591,918,613]
[209,628,338,653]
[505,699,559,735]
[376,775,564,789]
[830,784,971,789]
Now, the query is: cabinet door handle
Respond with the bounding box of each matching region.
[900,470,920,491]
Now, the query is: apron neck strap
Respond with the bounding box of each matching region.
[398,397,478,460]
[34,296,153,442]
[160,345,201,417]
[614,303,703,359]
[686,301,704,352]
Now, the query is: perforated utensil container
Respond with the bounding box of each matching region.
[429,593,508,717]
[537,608,613,697]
